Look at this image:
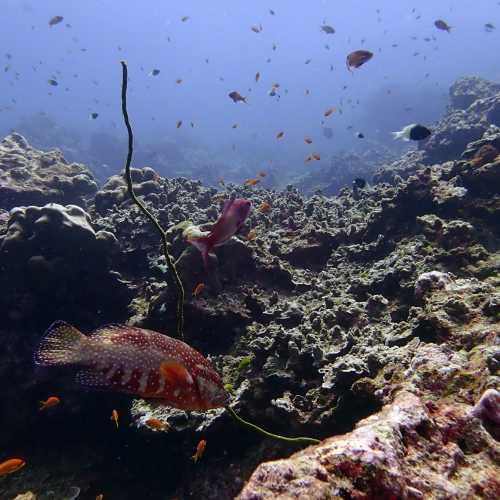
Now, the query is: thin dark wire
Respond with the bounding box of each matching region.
[120,61,185,339]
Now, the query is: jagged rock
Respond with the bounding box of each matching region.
[0,203,133,329]
[373,150,427,184]
[238,391,500,500]
[0,133,97,210]
[422,109,488,164]
[94,166,162,213]
[293,149,395,196]
[449,76,500,110]
[471,389,500,425]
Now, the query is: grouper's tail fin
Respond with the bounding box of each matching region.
[35,321,88,366]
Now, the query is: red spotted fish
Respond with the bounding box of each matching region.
[187,198,251,268]
[35,321,229,411]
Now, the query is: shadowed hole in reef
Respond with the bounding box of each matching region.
[331,391,383,435]
[487,105,500,126]
[390,305,410,323]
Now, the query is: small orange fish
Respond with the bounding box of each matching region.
[258,202,271,213]
[304,137,313,144]
[39,396,60,411]
[192,439,207,463]
[470,144,499,167]
[246,229,257,241]
[0,458,25,476]
[96,495,104,500]
[276,131,284,140]
[257,171,267,177]
[145,418,170,431]
[176,120,182,128]
[324,107,336,117]
[193,283,206,297]
[176,79,183,84]
[255,72,260,82]
[244,178,260,186]
[111,409,119,428]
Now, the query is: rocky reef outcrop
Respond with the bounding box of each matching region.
[0,133,97,210]
[375,76,500,184]
[0,203,133,330]
[293,148,395,196]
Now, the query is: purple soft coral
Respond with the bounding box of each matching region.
[470,389,500,425]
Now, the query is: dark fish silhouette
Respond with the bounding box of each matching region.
[434,20,451,32]
[346,50,373,71]
[49,16,63,26]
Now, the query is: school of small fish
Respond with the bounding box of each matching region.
[6,6,488,173]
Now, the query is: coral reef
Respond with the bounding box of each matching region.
[375,76,500,183]
[239,390,500,499]
[0,75,499,499]
[0,133,97,210]
[0,203,133,329]
[293,148,395,196]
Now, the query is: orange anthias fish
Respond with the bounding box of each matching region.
[193,283,206,297]
[111,409,119,428]
[324,107,336,117]
[187,198,251,269]
[304,137,313,144]
[257,171,267,178]
[96,495,104,500]
[346,50,373,71]
[244,178,260,186]
[255,72,260,82]
[0,458,25,476]
[470,144,499,167]
[258,202,271,213]
[145,418,170,431]
[39,396,60,410]
[246,229,257,241]
[192,439,207,463]
[35,321,230,411]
